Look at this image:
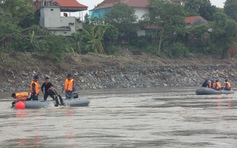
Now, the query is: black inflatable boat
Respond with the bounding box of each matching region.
[195,87,234,95]
[14,98,90,109]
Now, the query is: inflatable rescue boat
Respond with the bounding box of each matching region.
[195,87,234,95]
[14,98,90,109]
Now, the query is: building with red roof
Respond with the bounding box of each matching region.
[35,0,87,11]
[35,0,87,36]
[185,16,208,28]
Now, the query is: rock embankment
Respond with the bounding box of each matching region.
[1,62,236,92]
[68,64,236,89]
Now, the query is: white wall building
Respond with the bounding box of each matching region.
[35,0,87,36]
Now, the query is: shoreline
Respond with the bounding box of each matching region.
[0,52,236,92]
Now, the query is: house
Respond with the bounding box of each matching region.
[185,16,208,28]
[34,0,87,36]
[89,0,149,20]
[90,0,186,20]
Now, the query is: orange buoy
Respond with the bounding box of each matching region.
[15,101,26,109]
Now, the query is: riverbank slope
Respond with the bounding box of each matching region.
[0,50,236,92]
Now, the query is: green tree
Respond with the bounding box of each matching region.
[103,24,119,54]
[104,2,138,41]
[1,0,36,28]
[82,24,108,53]
[187,24,213,53]
[103,25,118,44]
[185,0,216,21]
[84,13,90,25]
[211,12,237,58]
[147,0,186,55]
[224,0,237,22]
[71,32,84,53]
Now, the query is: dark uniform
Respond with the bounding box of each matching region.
[41,77,65,106]
[41,81,54,101]
[202,80,209,87]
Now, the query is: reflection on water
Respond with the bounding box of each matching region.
[0,87,237,148]
[209,94,235,110]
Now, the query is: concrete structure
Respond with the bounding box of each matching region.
[35,0,87,36]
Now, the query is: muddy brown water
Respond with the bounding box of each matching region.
[0,87,237,148]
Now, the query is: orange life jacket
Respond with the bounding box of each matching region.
[30,81,40,94]
[209,82,214,88]
[212,82,216,89]
[215,82,221,90]
[225,82,231,90]
[64,78,74,92]
[15,92,29,101]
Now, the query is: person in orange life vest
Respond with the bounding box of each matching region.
[30,75,40,100]
[224,79,231,90]
[215,80,221,90]
[62,74,75,99]
[212,80,217,89]
[209,80,215,88]
[11,92,30,108]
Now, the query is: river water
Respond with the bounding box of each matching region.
[0,87,237,148]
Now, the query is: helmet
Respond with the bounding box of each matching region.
[67,73,72,77]
[225,79,228,82]
[216,80,219,82]
[34,75,39,79]
[11,93,15,98]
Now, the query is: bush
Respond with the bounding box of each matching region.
[32,52,63,62]
[104,45,119,55]
[131,37,149,49]
[169,42,189,57]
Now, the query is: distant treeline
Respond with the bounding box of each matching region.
[0,0,237,59]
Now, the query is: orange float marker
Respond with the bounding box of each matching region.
[15,101,26,109]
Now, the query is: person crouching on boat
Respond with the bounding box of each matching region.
[202,79,209,87]
[11,92,30,108]
[30,75,40,100]
[224,79,231,90]
[214,80,222,90]
[62,74,76,99]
